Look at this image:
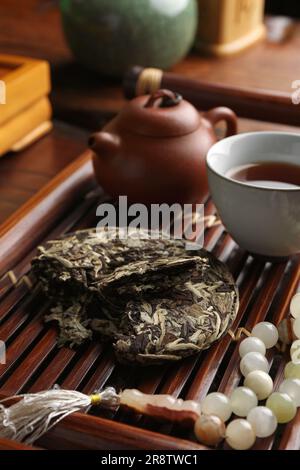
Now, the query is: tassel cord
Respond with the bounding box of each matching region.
[0,390,94,445]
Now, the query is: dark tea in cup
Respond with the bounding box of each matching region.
[226,161,300,189]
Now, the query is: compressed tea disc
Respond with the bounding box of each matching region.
[32,227,239,365]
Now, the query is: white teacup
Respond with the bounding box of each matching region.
[207,132,300,258]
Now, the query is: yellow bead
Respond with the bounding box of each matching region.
[244,371,273,400]
[292,319,300,340]
[279,379,300,407]
[266,392,297,424]
[230,387,258,417]
[291,293,300,319]
[278,318,295,345]
[202,393,232,422]
[285,361,300,380]
[290,340,300,364]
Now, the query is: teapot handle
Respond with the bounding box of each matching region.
[203,107,238,138]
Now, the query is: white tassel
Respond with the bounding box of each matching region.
[0,387,119,445]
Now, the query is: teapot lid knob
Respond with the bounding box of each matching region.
[145,90,182,109]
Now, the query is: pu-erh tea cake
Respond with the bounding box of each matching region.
[32,227,239,364]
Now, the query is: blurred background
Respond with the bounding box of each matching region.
[266,1,300,17]
[0,0,299,129]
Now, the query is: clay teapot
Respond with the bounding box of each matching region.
[90,90,237,204]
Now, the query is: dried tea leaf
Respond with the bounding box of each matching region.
[45,297,93,347]
[32,227,239,365]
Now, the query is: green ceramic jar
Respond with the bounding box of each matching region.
[60,0,198,77]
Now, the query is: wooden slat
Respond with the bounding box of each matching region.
[2,329,58,395]
[0,311,46,382]
[0,437,40,450]
[28,348,76,393]
[39,412,206,451]
[61,343,103,391]
[81,351,115,395]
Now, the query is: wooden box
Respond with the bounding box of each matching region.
[195,0,266,56]
[0,54,52,156]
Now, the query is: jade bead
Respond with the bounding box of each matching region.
[244,370,273,400]
[290,293,300,319]
[278,318,296,345]
[201,392,232,422]
[239,337,266,358]
[230,387,258,417]
[290,340,300,364]
[266,392,297,424]
[292,318,300,340]
[251,322,279,349]
[285,361,300,380]
[226,419,256,450]
[279,378,300,407]
[240,352,269,377]
[247,406,277,438]
[194,414,225,446]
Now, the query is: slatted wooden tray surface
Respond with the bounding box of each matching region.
[0,151,299,451]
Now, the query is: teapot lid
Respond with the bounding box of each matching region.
[118,90,201,137]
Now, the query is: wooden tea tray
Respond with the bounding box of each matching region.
[0,151,299,451]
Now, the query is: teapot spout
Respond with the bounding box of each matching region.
[89,131,120,158]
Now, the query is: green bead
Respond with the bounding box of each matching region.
[285,361,300,380]
[290,340,300,364]
[60,0,198,77]
[266,392,297,424]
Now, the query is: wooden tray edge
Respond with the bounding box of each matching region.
[0,150,95,276]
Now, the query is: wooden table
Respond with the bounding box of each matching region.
[0,122,88,224]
